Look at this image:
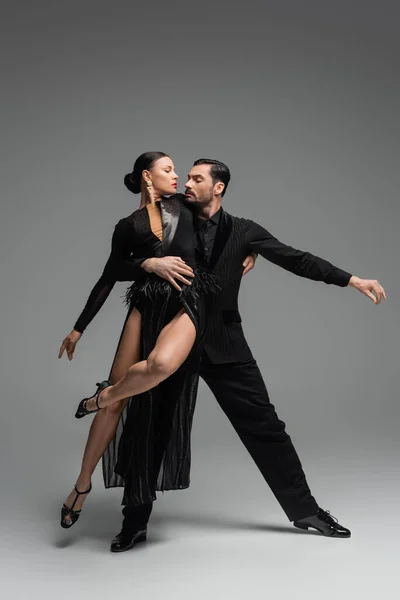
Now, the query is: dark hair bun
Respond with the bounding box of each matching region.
[124,172,140,194]
[124,152,168,195]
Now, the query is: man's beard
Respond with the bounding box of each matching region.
[185,191,213,206]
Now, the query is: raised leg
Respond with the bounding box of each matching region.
[61,308,142,526]
[85,308,196,412]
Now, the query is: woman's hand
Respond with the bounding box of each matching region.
[58,330,82,361]
[242,252,258,276]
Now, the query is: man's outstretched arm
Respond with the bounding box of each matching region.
[243,218,386,304]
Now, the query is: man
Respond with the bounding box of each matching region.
[111,158,386,552]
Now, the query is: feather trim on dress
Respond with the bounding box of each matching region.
[122,267,220,308]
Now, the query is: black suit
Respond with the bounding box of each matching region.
[123,204,352,529]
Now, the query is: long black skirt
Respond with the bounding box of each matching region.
[101,268,219,507]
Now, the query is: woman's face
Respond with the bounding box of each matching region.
[146,156,178,196]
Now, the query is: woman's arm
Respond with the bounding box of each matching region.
[59,273,116,360]
[59,219,143,360]
[73,277,115,334]
[73,219,146,333]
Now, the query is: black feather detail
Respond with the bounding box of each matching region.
[122,267,220,308]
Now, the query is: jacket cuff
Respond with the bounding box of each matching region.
[329,269,352,287]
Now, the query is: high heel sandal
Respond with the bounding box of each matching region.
[60,482,92,529]
[75,380,111,419]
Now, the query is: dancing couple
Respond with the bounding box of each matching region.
[58,151,386,552]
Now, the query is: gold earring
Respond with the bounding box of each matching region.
[146,180,152,190]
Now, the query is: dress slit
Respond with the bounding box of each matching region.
[100,196,219,507]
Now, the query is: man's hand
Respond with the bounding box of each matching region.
[348,276,387,304]
[242,253,258,276]
[142,257,195,292]
[58,329,82,361]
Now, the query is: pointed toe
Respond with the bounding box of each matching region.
[294,508,351,538]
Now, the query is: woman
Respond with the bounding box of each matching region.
[59,151,219,528]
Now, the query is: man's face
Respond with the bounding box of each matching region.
[184,164,215,207]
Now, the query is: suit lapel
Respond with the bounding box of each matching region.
[208,209,234,271]
[160,195,180,255]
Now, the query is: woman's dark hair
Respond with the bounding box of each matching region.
[124,151,169,194]
[193,158,231,197]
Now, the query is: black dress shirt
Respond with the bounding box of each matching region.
[195,208,222,265]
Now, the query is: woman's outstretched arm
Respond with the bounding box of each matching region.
[73,220,142,334]
[59,220,143,360]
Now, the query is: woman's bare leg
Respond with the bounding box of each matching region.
[85,308,196,412]
[62,308,141,525]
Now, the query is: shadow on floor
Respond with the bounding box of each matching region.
[51,495,321,550]
[150,511,320,536]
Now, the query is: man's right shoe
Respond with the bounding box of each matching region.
[110,528,147,553]
[293,508,351,538]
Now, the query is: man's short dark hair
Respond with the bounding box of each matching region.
[193,158,230,197]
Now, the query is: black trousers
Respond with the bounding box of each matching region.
[122,355,319,530]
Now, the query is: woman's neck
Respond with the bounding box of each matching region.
[138,191,162,209]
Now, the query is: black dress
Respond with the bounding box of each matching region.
[73,195,218,507]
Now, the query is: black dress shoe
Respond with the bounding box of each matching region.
[110,528,147,553]
[293,508,351,538]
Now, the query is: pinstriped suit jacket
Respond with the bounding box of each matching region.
[89,195,352,365]
[202,208,352,364]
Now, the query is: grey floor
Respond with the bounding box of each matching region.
[2,372,399,599]
[2,446,398,600]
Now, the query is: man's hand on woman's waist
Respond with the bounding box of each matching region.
[141,257,195,292]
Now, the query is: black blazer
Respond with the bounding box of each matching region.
[201,208,352,364]
[74,196,351,364]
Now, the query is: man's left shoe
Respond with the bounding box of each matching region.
[293,508,351,538]
[110,528,147,553]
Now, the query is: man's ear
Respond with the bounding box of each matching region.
[215,182,225,196]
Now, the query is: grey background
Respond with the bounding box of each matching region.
[1,1,399,598]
